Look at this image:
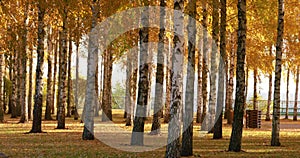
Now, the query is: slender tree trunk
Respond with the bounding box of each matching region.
[227,34,235,125]
[101,48,113,121]
[266,72,272,121]
[57,7,68,129]
[266,46,273,121]
[208,0,219,133]
[131,49,138,120]
[147,50,153,118]
[16,49,21,117]
[245,67,249,106]
[253,68,258,110]
[164,38,171,123]
[131,2,149,145]
[74,42,80,120]
[245,65,249,100]
[293,66,299,121]
[285,68,290,119]
[271,0,284,146]
[182,0,196,155]
[225,56,229,120]
[125,51,132,126]
[150,0,166,135]
[82,0,99,140]
[228,0,246,151]
[20,4,29,123]
[45,26,53,120]
[99,54,104,112]
[11,52,17,118]
[3,74,6,115]
[66,36,73,117]
[214,0,226,139]
[28,39,33,120]
[2,62,6,114]
[0,54,4,123]
[201,0,209,130]
[56,32,62,120]
[52,37,58,115]
[196,46,203,123]
[30,3,45,133]
[166,0,184,157]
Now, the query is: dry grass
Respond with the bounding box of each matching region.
[0,110,300,158]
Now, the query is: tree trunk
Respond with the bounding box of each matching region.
[19,4,29,123]
[30,3,45,133]
[3,72,6,115]
[293,66,299,121]
[131,2,149,145]
[227,33,235,125]
[225,55,229,120]
[253,68,258,110]
[182,0,196,155]
[266,72,272,121]
[196,44,203,123]
[82,0,99,140]
[164,37,171,123]
[147,50,153,118]
[201,0,209,131]
[0,54,4,123]
[208,0,219,133]
[228,0,246,152]
[245,67,249,107]
[74,41,80,120]
[271,0,284,147]
[11,52,17,118]
[101,48,113,122]
[131,48,138,120]
[16,49,21,117]
[214,0,226,139]
[28,38,33,120]
[57,7,68,129]
[166,0,184,157]
[45,26,53,120]
[66,36,73,117]
[125,51,132,126]
[52,36,59,115]
[150,0,166,135]
[266,47,273,121]
[285,68,290,119]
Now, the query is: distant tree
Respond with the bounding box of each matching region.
[0,54,4,123]
[285,68,290,119]
[253,69,258,110]
[293,66,299,121]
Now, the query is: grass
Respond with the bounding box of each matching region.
[0,110,300,157]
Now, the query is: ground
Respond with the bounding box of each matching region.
[1,110,300,158]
